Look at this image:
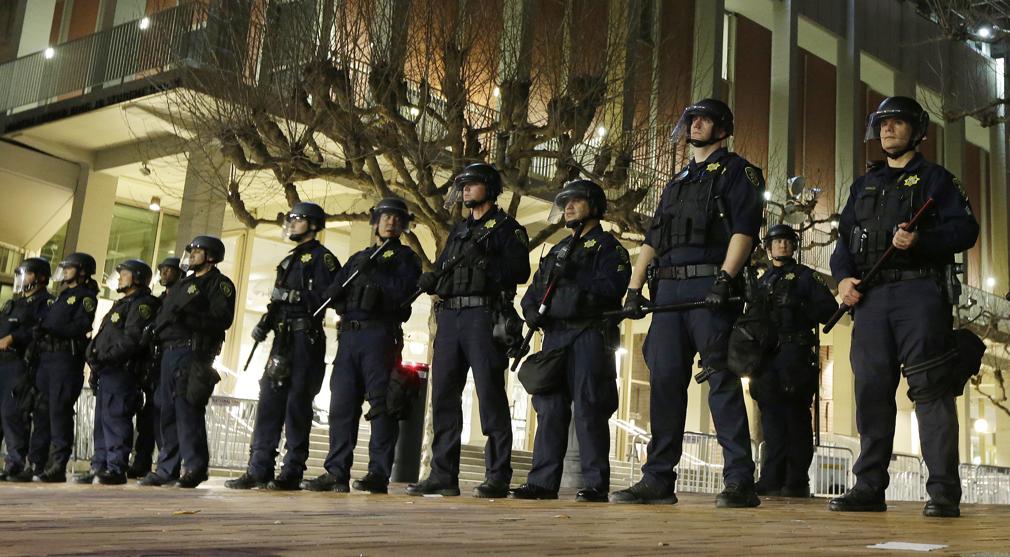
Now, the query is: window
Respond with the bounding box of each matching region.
[101,203,178,298]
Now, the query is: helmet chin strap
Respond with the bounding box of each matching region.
[687,130,728,148]
[771,255,795,263]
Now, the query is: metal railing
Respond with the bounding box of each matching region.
[72,387,258,471]
[961,464,1010,505]
[0,3,201,116]
[886,452,927,502]
[809,444,854,497]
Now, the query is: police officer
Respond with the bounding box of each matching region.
[749,225,836,498]
[139,236,235,488]
[22,252,99,483]
[226,202,339,491]
[408,163,531,498]
[0,258,53,481]
[75,260,160,485]
[303,197,421,493]
[829,96,978,518]
[128,256,182,478]
[612,99,764,507]
[512,180,630,502]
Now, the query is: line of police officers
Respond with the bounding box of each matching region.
[0,94,978,518]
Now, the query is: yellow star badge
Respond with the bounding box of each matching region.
[484,219,497,229]
[300,253,313,263]
[903,175,921,187]
[784,273,796,280]
[186,284,198,295]
[706,162,721,172]
[583,239,598,249]
[382,250,395,259]
[66,295,77,305]
[110,313,120,323]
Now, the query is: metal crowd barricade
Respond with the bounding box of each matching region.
[961,464,1010,505]
[676,431,725,494]
[885,452,927,502]
[609,418,651,486]
[809,444,854,497]
[72,388,258,471]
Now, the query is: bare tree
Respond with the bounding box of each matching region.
[143,0,682,267]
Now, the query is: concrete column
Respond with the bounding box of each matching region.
[828,320,857,437]
[767,0,799,196]
[16,0,57,56]
[988,74,1009,288]
[62,169,118,282]
[601,0,644,137]
[995,402,1010,467]
[691,0,725,102]
[175,149,228,255]
[0,1,29,63]
[893,1,918,99]
[834,0,861,211]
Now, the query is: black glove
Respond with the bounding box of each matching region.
[705,271,733,309]
[251,313,271,343]
[622,288,648,320]
[322,282,345,303]
[417,272,438,295]
[524,308,546,330]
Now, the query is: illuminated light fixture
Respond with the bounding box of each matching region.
[596,126,606,138]
[409,107,420,116]
[139,17,151,30]
[978,25,993,39]
[492,86,500,98]
[974,417,990,434]
[44,47,55,59]
[149,196,161,212]
[972,456,982,465]
[741,377,751,386]
[763,190,772,201]
[986,276,997,289]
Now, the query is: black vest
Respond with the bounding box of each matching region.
[850,166,931,272]
[654,158,734,255]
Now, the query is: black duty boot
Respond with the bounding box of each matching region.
[609,479,678,505]
[923,500,960,518]
[473,479,509,498]
[780,484,811,498]
[303,472,349,493]
[267,471,302,491]
[352,473,389,494]
[828,487,886,512]
[716,482,761,508]
[126,464,150,479]
[576,487,609,503]
[6,467,34,482]
[97,470,128,485]
[405,477,460,497]
[509,483,558,500]
[754,480,782,496]
[37,466,67,483]
[138,472,174,487]
[73,470,100,485]
[174,471,208,489]
[225,472,268,490]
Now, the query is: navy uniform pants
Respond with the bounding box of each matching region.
[247,329,326,481]
[154,346,209,479]
[0,357,29,472]
[850,278,961,504]
[325,326,400,481]
[527,326,618,492]
[757,397,813,489]
[90,366,141,474]
[641,276,755,489]
[429,306,512,485]
[30,351,84,472]
[131,377,160,472]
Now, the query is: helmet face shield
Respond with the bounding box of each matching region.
[13,269,31,295]
[548,190,589,225]
[53,262,76,284]
[282,214,310,240]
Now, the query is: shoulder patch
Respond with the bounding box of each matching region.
[324,253,338,272]
[220,281,234,297]
[83,297,96,313]
[745,166,762,187]
[138,304,152,320]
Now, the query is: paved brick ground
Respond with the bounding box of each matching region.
[0,479,1008,556]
